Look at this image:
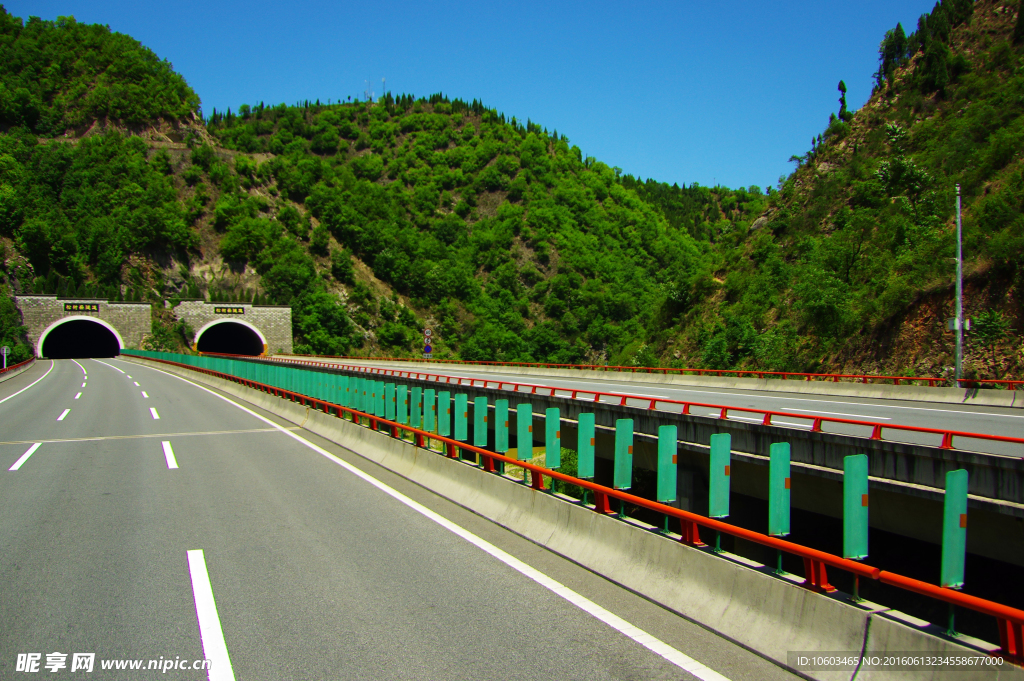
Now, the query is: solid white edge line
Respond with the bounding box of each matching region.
[9,443,41,471]
[91,359,125,374]
[57,408,70,421]
[162,440,178,469]
[75,392,82,399]
[0,360,55,405]
[186,549,236,681]
[150,407,160,420]
[128,359,731,681]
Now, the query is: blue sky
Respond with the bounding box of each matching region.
[10,0,936,190]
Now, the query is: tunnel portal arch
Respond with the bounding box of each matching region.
[194,319,268,356]
[37,316,125,358]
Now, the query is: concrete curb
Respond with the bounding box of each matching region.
[125,357,1021,680]
[333,359,1024,409]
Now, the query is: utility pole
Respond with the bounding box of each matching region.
[955,184,963,384]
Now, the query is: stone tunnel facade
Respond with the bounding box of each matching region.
[174,301,292,354]
[13,295,293,356]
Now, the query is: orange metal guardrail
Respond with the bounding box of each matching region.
[234,354,1024,455]
[0,357,33,376]
[128,351,1024,664]
[277,353,1024,390]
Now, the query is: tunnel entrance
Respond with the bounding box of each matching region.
[195,321,265,356]
[41,319,121,359]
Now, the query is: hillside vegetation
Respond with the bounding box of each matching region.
[672,0,1024,379]
[0,2,1021,379]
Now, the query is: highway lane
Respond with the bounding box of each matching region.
[0,358,798,681]
[326,360,1024,457]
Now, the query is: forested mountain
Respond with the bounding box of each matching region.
[673,0,1022,379]
[0,1,1021,379]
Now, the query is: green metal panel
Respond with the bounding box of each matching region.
[545,408,560,468]
[473,397,488,447]
[494,400,509,453]
[342,375,351,407]
[411,387,422,429]
[577,413,595,479]
[454,394,468,441]
[437,391,451,437]
[424,389,436,432]
[843,454,869,560]
[516,403,533,461]
[941,469,969,589]
[657,425,678,503]
[613,419,633,490]
[769,442,791,537]
[397,385,408,424]
[377,381,386,417]
[385,384,396,420]
[709,433,731,518]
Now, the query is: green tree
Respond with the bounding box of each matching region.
[971,309,1013,378]
[1015,0,1024,45]
[330,248,355,284]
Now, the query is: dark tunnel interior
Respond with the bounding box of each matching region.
[41,319,121,359]
[195,322,264,356]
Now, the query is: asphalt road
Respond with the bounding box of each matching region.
[0,358,799,681]
[325,360,1024,458]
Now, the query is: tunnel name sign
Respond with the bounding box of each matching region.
[213,306,245,315]
[64,303,99,313]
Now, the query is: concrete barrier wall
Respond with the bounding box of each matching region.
[124,356,1020,680]
[333,358,1024,409]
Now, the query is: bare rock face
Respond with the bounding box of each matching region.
[748,216,768,233]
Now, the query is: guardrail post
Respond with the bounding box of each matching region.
[593,491,613,514]
[769,442,791,573]
[769,442,791,538]
[397,385,408,426]
[997,619,1024,664]
[424,389,436,435]
[801,558,835,593]
[709,433,731,519]
[412,387,422,430]
[577,413,595,482]
[438,391,451,438]
[941,469,969,591]
[385,383,396,421]
[844,454,869,560]
[494,399,508,474]
[454,394,468,451]
[613,420,633,516]
[474,396,488,449]
[517,403,533,484]
[545,407,560,470]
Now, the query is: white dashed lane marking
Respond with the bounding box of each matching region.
[57,409,70,421]
[162,441,178,469]
[150,408,160,420]
[9,443,41,471]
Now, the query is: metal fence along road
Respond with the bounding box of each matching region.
[278,353,1024,390]
[125,350,1024,665]
[233,354,1024,456]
